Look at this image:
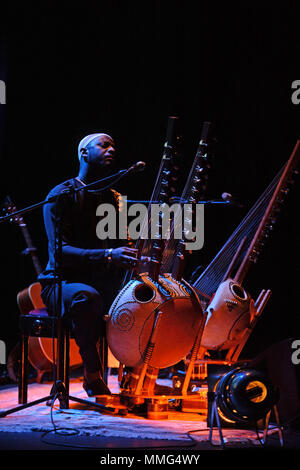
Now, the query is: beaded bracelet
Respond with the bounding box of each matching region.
[105,248,113,264]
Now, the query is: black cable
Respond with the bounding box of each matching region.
[40,392,80,442]
[39,401,202,450]
[280,410,300,429]
[40,419,259,450]
[254,421,264,446]
[40,428,199,450]
[51,190,68,384]
[85,169,130,194]
[36,364,300,450]
[40,393,298,450]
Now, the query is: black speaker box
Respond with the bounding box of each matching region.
[206,364,233,428]
[250,337,300,426]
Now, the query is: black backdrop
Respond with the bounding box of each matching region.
[1,3,299,361]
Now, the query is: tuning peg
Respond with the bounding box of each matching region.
[287,177,296,185]
[188,197,197,204]
[249,249,260,263]
[272,205,281,214]
[277,197,286,204]
[280,188,290,196]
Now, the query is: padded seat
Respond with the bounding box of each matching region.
[18,306,73,405]
[19,308,72,338]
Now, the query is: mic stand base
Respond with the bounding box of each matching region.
[0,379,112,418]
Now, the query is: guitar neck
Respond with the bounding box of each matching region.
[2,196,43,277]
[19,221,43,276]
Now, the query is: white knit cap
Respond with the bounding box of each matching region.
[77,133,113,161]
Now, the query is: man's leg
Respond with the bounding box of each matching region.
[41,281,110,395]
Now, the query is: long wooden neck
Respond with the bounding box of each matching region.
[234,140,300,284]
[3,197,43,276]
[192,141,299,299]
[148,116,181,281]
[161,121,211,279]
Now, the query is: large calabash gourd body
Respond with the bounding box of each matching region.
[201,278,251,350]
[106,273,203,369]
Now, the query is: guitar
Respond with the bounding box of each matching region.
[2,196,82,382]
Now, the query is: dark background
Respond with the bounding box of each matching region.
[0,2,299,362]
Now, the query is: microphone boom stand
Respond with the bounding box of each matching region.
[0,167,133,417]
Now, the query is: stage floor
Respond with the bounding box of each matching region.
[0,374,299,454]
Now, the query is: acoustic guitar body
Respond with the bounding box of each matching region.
[3,198,83,380]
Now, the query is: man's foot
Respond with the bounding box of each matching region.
[83,377,111,397]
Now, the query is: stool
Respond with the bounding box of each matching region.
[18,308,72,405]
[18,308,108,406]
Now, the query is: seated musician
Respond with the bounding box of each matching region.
[38,133,138,396]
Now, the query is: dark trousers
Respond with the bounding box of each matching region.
[41,281,105,375]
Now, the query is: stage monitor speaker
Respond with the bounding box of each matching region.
[250,337,300,426]
[207,364,232,427]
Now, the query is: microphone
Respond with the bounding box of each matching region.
[221,192,244,208]
[127,161,146,174]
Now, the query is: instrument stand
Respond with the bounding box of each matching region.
[96,306,207,419]
[261,404,284,447]
[208,392,226,448]
[181,287,272,393]
[207,392,284,449]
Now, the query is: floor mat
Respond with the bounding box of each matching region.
[0,376,260,445]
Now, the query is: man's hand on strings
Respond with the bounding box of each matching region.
[111,247,138,268]
[111,247,150,269]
